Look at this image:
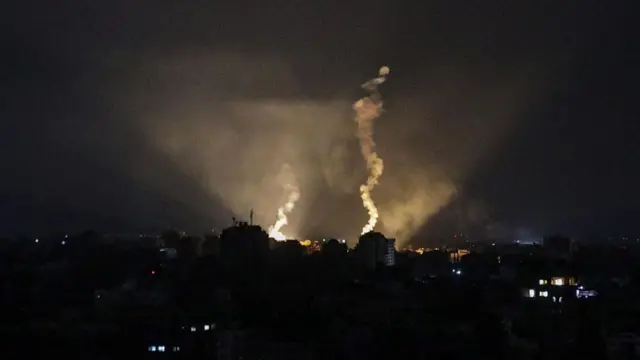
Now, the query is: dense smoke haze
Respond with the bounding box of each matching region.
[114,51,534,245]
[2,1,637,244]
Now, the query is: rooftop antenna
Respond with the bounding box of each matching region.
[249,209,254,225]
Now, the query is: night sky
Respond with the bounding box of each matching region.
[2,1,638,244]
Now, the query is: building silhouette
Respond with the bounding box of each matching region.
[321,239,348,258]
[220,221,270,273]
[271,240,305,262]
[354,232,396,271]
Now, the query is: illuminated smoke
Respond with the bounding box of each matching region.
[353,66,390,234]
[380,169,457,247]
[268,165,300,241]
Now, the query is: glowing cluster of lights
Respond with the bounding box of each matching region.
[525,281,596,300]
[148,345,180,352]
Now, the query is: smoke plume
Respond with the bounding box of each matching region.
[379,168,457,247]
[268,164,300,241]
[112,51,533,244]
[353,66,390,234]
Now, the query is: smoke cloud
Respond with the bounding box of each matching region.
[353,66,390,235]
[107,49,537,245]
[379,168,457,248]
[4,0,601,240]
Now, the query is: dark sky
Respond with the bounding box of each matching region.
[2,0,638,243]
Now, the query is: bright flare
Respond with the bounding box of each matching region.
[268,170,300,241]
[353,66,389,234]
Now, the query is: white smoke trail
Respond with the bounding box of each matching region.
[353,66,390,235]
[268,165,300,241]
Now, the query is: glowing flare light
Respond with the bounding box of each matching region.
[268,183,300,241]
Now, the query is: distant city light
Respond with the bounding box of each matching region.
[576,289,598,299]
[148,345,180,353]
[151,270,156,275]
[35,239,39,243]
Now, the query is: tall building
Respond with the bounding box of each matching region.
[220,222,270,272]
[355,232,396,270]
[384,238,396,266]
[321,239,348,258]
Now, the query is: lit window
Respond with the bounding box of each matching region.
[576,290,598,299]
[148,346,157,352]
[158,346,165,352]
[559,296,563,303]
[527,289,535,298]
[552,296,556,302]
[190,326,196,332]
[539,291,548,297]
[204,325,210,331]
[173,346,180,352]
[539,279,547,285]
[551,277,564,286]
